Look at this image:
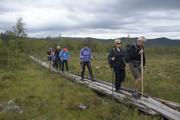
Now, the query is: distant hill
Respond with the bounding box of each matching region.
[82,37,180,47]
[7,35,180,47]
[146,37,180,47]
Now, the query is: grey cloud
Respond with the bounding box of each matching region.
[0,0,180,38]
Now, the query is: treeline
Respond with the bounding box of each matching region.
[1,36,180,56]
[1,33,180,72]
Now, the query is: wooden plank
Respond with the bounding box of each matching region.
[141,97,180,120]
[155,98,180,111]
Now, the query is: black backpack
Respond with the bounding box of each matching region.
[47,49,51,55]
[108,48,115,68]
[125,44,137,63]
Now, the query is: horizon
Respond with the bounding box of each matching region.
[26,35,180,41]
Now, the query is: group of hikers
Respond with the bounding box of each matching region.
[47,46,70,72]
[47,36,146,98]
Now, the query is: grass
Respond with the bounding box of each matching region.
[0,38,179,119]
[0,54,159,120]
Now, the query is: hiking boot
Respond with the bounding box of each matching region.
[91,78,95,82]
[132,91,141,99]
[115,89,123,93]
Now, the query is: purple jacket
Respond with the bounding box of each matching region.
[80,47,92,62]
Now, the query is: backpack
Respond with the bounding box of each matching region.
[108,48,115,68]
[81,48,91,61]
[82,48,90,56]
[61,50,67,57]
[47,50,51,55]
[125,44,137,63]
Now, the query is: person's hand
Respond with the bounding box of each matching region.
[112,57,115,61]
[139,49,144,55]
[91,57,93,60]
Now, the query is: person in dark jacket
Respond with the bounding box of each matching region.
[54,46,61,70]
[108,39,126,92]
[47,48,53,69]
[128,36,146,97]
[80,44,94,81]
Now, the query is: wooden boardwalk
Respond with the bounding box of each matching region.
[30,56,180,120]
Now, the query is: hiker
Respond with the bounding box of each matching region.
[108,39,126,92]
[54,46,61,70]
[127,36,146,98]
[80,43,94,81]
[47,48,53,69]
[59,48,70,72]
[52,49,56,69]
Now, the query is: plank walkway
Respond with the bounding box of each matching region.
[30,56,180,120]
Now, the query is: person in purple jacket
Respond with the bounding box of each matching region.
[80,43,94,81]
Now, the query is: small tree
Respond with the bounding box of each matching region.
[12,17,27,37]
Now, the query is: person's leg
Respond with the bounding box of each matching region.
[120,69,126,83]
[65,60,69,71]
[87,62,94,80]
[80,61,83,69]
[52,58,55,69]
[54,60,57,69]
[130,63,141,91]
[114,67,121,91]
[59,59,62,71]
[51,57,54,68]
[48,57,51,68]
[61,60,65,72]
[134,66,142,90]
[49,57,53,68]
[56,60,59,69]
[81,62,86,79]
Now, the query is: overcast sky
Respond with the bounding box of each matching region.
[0,0,180,39]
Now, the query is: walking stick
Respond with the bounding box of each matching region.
[112,68,114,98]
[141,51,144,96]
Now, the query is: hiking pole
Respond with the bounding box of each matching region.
[141,51,144,96]
[111,68,114,98]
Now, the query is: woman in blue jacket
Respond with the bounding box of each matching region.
[59,48,70,72]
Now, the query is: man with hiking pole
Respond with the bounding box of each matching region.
[127,36,146,98]
[80,42,94,81]
[108,39,126,93]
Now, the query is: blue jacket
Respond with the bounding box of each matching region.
[80,47,92,62]
[59,50,70,60]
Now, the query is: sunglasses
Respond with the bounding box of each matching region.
[116,43,121,44]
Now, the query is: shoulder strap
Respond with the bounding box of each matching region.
[112,48,115,55]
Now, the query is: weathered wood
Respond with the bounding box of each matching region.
[155,98,180,111]
[30,56,180,120]
[95,78,180,111]
[92,80,180,120]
